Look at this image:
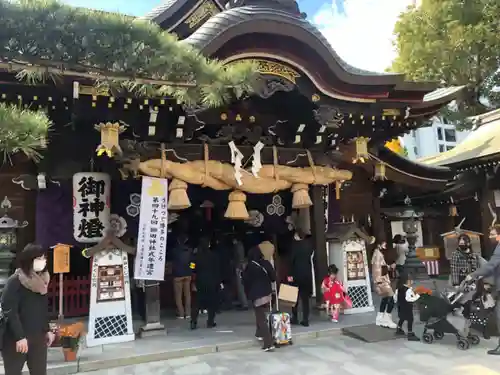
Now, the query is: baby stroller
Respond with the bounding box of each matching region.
[460,278,496,339]
[417,281,481,350]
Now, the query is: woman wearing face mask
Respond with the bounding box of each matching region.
[372,241,397,328]
[1,244,54,375]
[393,235,409,277]
[450,233,479,288]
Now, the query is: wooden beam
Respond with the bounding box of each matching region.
[120,141,342,167]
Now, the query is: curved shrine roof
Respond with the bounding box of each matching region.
[418,109,500,167]
[144,1,463,111]
[181,5,408,86]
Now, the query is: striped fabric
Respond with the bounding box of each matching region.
[423,260,440,276]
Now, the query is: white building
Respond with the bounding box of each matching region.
[400,118,470,160]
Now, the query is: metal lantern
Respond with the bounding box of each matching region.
[449,204,458,217]
[352,137,370,163]
[0,196,28,291]
[373,162,387,180]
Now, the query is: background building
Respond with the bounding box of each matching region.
[401,118,470,160]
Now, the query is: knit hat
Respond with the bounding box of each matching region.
[16,243,46,263]
[258,241,275,262]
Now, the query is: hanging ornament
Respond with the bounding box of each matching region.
[373,162,387,180]
[109,214,127,238]
[352,137,370,163]
[335,181,342,200]
[251,141,264,177]
[95,122,126,157]
[228,141,244,186]
[449,197,458,217]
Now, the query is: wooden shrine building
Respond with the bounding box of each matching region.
[0,0,463,317]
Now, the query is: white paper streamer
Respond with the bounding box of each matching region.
[251,141,264,177]
[228,141,243,186]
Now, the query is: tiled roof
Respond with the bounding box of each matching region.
[418,109,500,166]
[182,5,400,79]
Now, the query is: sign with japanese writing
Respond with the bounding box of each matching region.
[73,173,111,243]
[52,243,70,273]
[134,177,168,281]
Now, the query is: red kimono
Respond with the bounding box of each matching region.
[322,276,345,305]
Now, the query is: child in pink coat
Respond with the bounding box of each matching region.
[321,264,346,322]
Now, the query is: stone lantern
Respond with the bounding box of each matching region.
[400,208,427,279]
[0,196,28,291]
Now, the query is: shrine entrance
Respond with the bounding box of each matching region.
[157,185,295,313]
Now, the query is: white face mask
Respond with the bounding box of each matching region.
[33,258,47,272]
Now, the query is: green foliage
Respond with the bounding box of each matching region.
[0,103,51,163]
[391,0,500,128]
[0,0,259,107]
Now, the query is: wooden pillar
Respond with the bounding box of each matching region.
[480,181,496,258]
[310,186,328,305]
[371,189,385,243]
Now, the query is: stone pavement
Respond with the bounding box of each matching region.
[0,310,375,375]
[77,334,500,375]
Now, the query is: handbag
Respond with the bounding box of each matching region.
[278,284,299,304]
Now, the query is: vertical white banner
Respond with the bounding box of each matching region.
[73,172,111,243]
[134,177,168,281]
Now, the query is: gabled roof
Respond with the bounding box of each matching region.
[326,222,374,243]
[419,108,500,167]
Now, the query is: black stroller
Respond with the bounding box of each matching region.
[417,281,481,350]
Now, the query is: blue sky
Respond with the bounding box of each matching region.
[60,0,413,72]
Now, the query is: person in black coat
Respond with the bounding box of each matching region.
[243,246,276,352]
[169,233,193,319]
[288,229,314,326]
[1,244,55,375]
[190,237,222,330]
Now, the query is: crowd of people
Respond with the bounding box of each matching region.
[2,226,500,374]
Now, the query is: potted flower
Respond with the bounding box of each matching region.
[59,322,85,362]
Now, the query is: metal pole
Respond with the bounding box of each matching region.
[58,273,64,321]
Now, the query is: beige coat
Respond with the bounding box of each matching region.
[371,248,394,297]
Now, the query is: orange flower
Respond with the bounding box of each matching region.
[414,286,432,295]
[59,322,86,338]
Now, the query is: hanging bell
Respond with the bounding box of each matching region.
[95,122,126,158]
[352,137,370,163]
[373,162,387,180]
[449,204,458,217]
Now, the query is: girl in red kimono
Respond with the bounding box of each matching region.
[321,264,346,322]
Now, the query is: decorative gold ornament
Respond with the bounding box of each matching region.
[95,122,126,157]
[184,0,219,29]
[220,113,228,120]
[449,204,458,217]
[227,59,300,84]
[373,162,387,180]
[249,116,256,123]
[311,94,320,102]
[352,137,370,163]
[382,109,400,116]
[235,114,242,121]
